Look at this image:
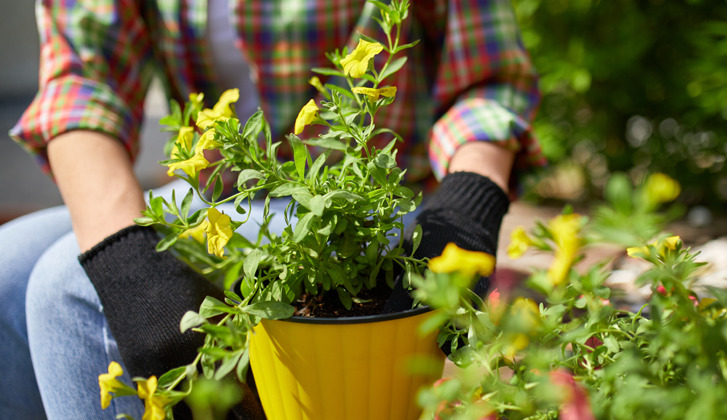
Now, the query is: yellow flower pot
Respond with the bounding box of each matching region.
[249,307,445,420]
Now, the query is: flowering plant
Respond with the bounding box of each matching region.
[414,172,727,419]
[98,1,433,418]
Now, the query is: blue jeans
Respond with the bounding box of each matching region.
[0,180,296,419]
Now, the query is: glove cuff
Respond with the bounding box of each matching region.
[80,224,222,379]
[429,171,510,230]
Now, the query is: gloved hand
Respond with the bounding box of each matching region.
[382,171,510,313]
[79,225,265,419]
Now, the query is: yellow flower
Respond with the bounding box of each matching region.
[166,152,209,178]
[663,235,680,251]
[428,243,496,278]
[309,76,326,94]
[98,362,130,410]
[627,235,681,259]
[503,333,531,359]
[626,245,647,258]
[189,92,205,107]
[351,86,397,101]
[171,126,195,159]
[507,226,533,259]
[194,89,238,129]
[180,219,209,243]
[137,376,169,420]
[511,297,540,329]
[502,298,540,359]
[194,128,221,154]
[644,172,681,205]
[340,39,384,78]
[294,99,319,135]
[212,88,240,118]
[195,108,225,130]
[547,214,583,286]
[205,208,233,258]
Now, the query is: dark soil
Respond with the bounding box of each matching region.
[293,283,393,318]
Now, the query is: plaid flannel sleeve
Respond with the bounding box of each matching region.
[427,0,544,180]
[9,0,157,174]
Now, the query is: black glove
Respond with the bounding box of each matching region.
[382,171,510,313]
[79,225,265,420]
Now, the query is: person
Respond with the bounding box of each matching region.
[0,0,544,418]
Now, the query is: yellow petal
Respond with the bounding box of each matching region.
[195,128,221,153]
[189,92,205,108]
[507,226,532,259]
[170,126,195,159]
[626,245,647,258]
[98,362,125,410]
[351,86,397,101]
[137,376,157,400]
[428,243,495,277]
[205,208,233,258]
[166,152,209,178]
[180,219,209,243]
[309,76,326,94]
[546,214,583,285]
[340,39,384,78]
[196,108,226,130]
[212,88,240,117]
[645,172,681,205]
[663,236,681,251]
[294,99,319,135]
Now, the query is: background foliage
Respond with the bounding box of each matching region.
[515,0,727,210]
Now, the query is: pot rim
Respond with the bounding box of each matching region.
[279,304,432,325]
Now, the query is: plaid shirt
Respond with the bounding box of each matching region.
[11,0,544,187]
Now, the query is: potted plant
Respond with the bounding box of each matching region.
[99,1,447,419]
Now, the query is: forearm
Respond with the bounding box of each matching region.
[448,142,514,195]
[48,130,145,252]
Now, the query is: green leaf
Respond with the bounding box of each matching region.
[374,153,397,169]
[241,110,264,140]
[199,296,233,318]
[367,0,390,15]
[394,39,420,53]
[157,366,188,388]
[303,138,349,151]
[293,212,316,243]
[307,153,328,183]
[134,216,156,226]
[156,232,178,252]
[214,351,243,381]
[237,169,264,187]
[180,188,194,219]
[243,249,264,279]
[410,224,422,255]
[327,84,356,101]
[211,173,224,201]
[367,161,388,185]
[287,134,308,179]
[324,190,365,203]
[393,186,414,199]
[180,311,207,333]
[310,195,326,217]
[292,190,313,210]
[336,288,353,310]
[603,334,621,353]
[312,67,345,77]
[379,56,407,82]
[605,173,633,214]
[243,301,295,320]
[269,183,308,198]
